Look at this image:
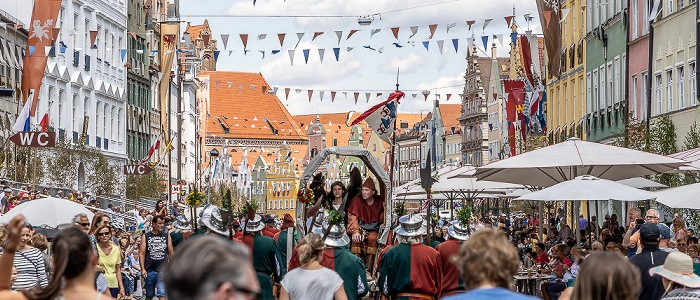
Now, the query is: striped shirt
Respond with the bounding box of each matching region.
[12,247,49,290]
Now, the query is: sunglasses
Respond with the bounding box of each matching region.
[680,243,687,246]
[78,222,90,227]
[97,232,111,237]
[233,286,261,300]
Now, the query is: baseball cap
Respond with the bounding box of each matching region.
[3,188,11,193]
[658,223,672,240]
[640,222,661,243]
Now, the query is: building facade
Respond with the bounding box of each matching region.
[585,0,627,142]
[0,10,26,123]
[627,0,652,123]
[126,0,153,163]
[266,143,299,218]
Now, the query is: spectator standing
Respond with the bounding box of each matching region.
[623,207,643,257]
[1,188,12,213]
[578,215,588,238]
[11,223,48,290]
[561,252,641,300]
[649,252,700,299]
[280,233,348,300]
[629,222,670,300]
[95,225,125,298]
[672,217,687,242]
[140,215,174,300]
[658,223,678,253]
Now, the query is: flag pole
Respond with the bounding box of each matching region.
[389,68,399,195]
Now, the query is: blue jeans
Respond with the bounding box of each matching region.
[546,282,567,300]
[122,273,135,295]
[144,271,166,299]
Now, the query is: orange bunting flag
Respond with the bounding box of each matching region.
[428,24,438,39]
[581,5,587,11]
[423,93,429,101]
[354,92,359,104]
[285,88,291,100]
[90,30,98,47]
[331,91,336,102]
[240,34,248,50]
[21,0,61,115]
[347,29,359,40]
[391,27,400,40]
[312,32,324,41]
[505,16,514,27]
[377,92,382,98]
[278,33,286,47]
[466,20,476,31]
[308,90,313,102]
[542,11,552,25]
[51,27,60,41]
[446,94,452,101]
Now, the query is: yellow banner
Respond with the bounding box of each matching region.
[159,24,179,141]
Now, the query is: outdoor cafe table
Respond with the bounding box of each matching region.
[513,274,553,296]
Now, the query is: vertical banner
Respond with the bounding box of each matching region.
[21,0,62,116]
[536,0,562,77]
[159,24,179,139]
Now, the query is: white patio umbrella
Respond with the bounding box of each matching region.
[653,183,700,209]
[473,138,686,187]
[667,147,700,173]
[616,177,668,189]
[516,175,657,202]
[0,197,95,228]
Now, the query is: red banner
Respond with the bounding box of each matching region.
[21,0,62,116]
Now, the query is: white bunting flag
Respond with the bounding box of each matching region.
[370,29,381,38]
[318,48,325,63]
[446,23,456,33]
[437,40,444,54]
[334,31,342,44]
[409,26,419,39]
[220,34,229,50]
[483,19,493,31]
[365,92,371,103]
[295,32,304,49]
[258,34,267,40]
[288,49,295,66]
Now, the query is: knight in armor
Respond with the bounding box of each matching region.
[378,215,443,300]
[323,223,370,300]
[169,215,192,249]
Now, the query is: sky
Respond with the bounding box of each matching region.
[0,0,543,116]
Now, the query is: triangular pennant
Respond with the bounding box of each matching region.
[312,32,324,41]
[258,34,267,40]
[424,93,429,101]
[354,92,359,104]
[259,50,265,59]
[215,81,220,90]
[428,24,438,39]
[333,48,340,61]
[346,47,354,52]
[452,39,459,53]
[120,49,128,61]
[446,23,456,33]
[295,89,302,94]
[391,27,400,40]
[90,30,98,47]
[446,94,452,101]
[481,35,489,51]
[220,34,229,50]
[412,93,417,98]
[334,31,342,44]
[285,88,291,100]
[229,82,233,89]
[347,29,359,40]
[580,5,587,11]
[319,91,325,101]
[278,33,286,47]
[365,92,371,103]
[483,19,493,31]
[51,27,60,41]
[409,26,419,39]
[303,49,310,64]
[318,48,325,63]
[288,49,295,66]
[560,8,571,23]
[524,13,532,21]
[228,50,233,56]
[422,41,429,51]
[377,92,383,98]
[497,34,504,47]
[542,11,552,25]
[136,49,144,54]
[505,16,514,27]
[370,29,381,38]
[151,49,158,56]
[377,47,384,53]
[271,50,280,55]
[213,50,220,62]
[295,32,305,48]
[308,90,313,102]
[28,46,36,57]
[331,91,336,102]
[239,34,248,50]
[437,40,444,54]
[239,84,244,92]
[466,20,476,31]
[511,32,518,47]
[44,46,52,55]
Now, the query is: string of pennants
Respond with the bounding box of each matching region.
[210,80,466,103]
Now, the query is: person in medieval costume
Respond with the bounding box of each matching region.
[288,210,328,270]
[347,177,384,269]
[435,220,471,297]
[274,214,297,276]
[262,214,280,238]
[240,214,282,300]
[378,214,443,300]
[323,223,370,300]
[345,168,363,210]
[170,215,193,249]
[187,204,214,239]
[200,205,234,240]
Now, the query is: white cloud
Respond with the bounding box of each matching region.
[380,53,424,74]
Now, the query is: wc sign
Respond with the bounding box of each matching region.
[9,131,56,147]
[123,165,154,175]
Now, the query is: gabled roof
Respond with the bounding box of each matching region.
[184,20,209,42]
[293,112,360,148]
[439,104,462,129]
[204,71,306,141]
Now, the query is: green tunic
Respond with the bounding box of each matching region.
[242,234,281,300]
[378,243,443,299]
[331,248,369,300]
[170,231,184,248]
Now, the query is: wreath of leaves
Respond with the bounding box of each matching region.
[187,186,204,206]
[456,206,472,227]
[328,210,345,226]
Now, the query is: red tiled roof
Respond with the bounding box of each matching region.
[184,21,207,42]
[439,104,462,128]
[203,71,307,141]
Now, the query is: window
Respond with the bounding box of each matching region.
[691,62,697,106]
[573,81,576,119]
[668,0,674,14]
[608,63,614,106]
[678,0,684,10]
[667,70,673,112]
[601,0,607,21]
[614,58,621,103]
[373,143,376,151]
[599,66,606,109]
[656,74,663,114]
[631,75,638,117]
[587,73,592,113]
[643,0,650,34]
[587,0,594,32]
[632,0,639,39]
[678,66,685,109]
[580,77,585,119]
[332,137,337,146]
[642,72,649,119]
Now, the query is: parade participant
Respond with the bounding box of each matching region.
[345,168,363,207]
[163,236,261,300]
[280,233,348,300]
[200,205,235,241]
[444,228,538,300]
[323,223,369,300]
[170,215,192,248]
[274,213,296,274]
[187,204,214,239]
[436,220,470,297]
[326,181,348,212]
[0,215,117,300]
[262,214,280,238]
[378,214,442,299]
[140,215,174,300]
[347,177,384,269]
[240,214,281,300]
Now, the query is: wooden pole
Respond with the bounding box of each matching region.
[32,147,37,190]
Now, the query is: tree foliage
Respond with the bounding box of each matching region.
[125,172,164,200]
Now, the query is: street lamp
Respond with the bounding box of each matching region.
[206,148,219,204]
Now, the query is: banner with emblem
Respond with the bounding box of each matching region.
[159,23,179,138]
[350,91,404,144]
[21,0,62,116]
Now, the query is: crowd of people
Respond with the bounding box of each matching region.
[0,180,98,214]
[2,169,700,300]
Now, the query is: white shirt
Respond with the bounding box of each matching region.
[281,267,343,300]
